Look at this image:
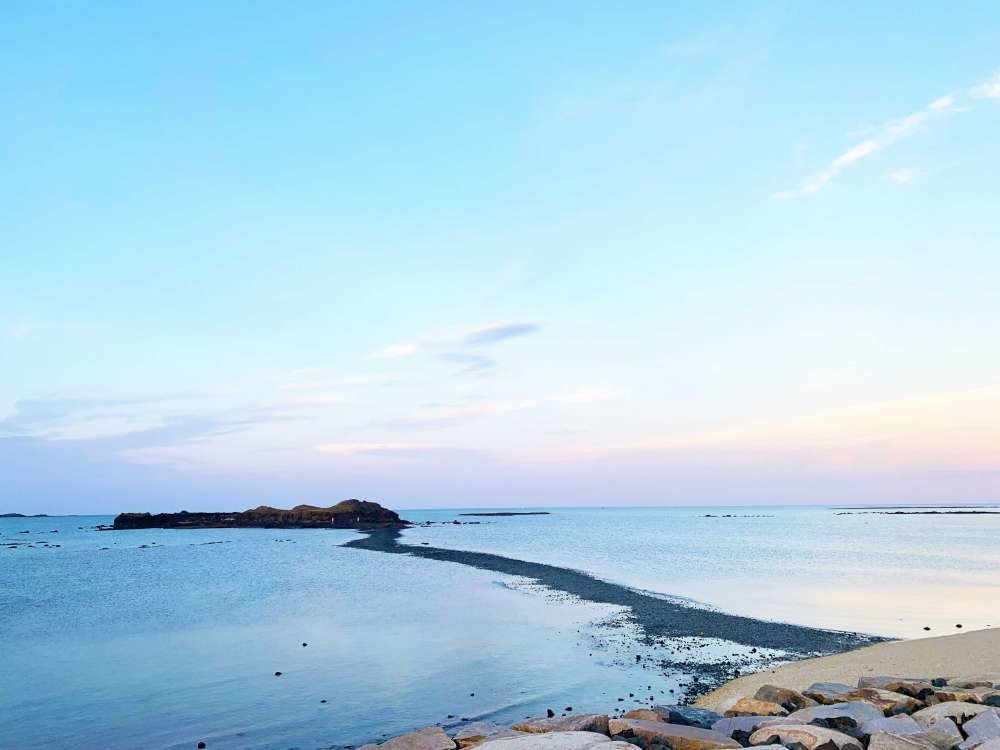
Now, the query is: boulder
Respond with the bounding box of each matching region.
[712,716,781,743]
[860,717,925,737]
[849,689,925,715]
[963,741,1000,750]
[606,719,741,750]
[513,716,610,735]
[859,679,937,700]
[755,686,819,712]
[804,684,857,705]
[725,698,789,718]
[913,703,994,725]
[948,678,1000,690]
[919,718,964,750]
[958,710,1000,750]
[934,690,1000,706]
[748,724,863,750]
[454,723,524,748]
[474,732,616,750]
[653,706,724,730]
[622,710,666,722]
[360,727,457,750]
[868,732,939,750]
[783,701,884,730]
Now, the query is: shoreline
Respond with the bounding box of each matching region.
[694,626,1000,712]
[345,529,884,694]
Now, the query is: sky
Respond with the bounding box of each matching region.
[3,1,1000,513]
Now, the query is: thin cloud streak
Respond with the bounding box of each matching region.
[771,81,992,199]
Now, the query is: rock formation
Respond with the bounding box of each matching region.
[112,499,408,530]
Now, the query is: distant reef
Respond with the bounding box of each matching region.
[112,500,408,530]
[0,513,48,518]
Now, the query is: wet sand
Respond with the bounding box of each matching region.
[695,627,1000,711]
[345,529,883,689]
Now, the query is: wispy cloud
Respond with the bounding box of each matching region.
[368,320,542,375]
[461,322,540,346]
[369,343,418,359]
[280,373,399,391]
[969,71,1000,99]
[314,442,485,460]
[770,79,996,199]
[887,167,914,185]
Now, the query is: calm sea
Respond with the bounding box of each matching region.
[2,506,998,749]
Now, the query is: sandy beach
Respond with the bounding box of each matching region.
[696,626,1000,712]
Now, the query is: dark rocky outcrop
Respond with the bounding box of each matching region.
[112,500,408,530]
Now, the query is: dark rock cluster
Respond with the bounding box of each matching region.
[112,499,409,530]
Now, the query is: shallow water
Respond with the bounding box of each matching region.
[2,506,998,749]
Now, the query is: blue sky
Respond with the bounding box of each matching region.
[3,1,1000,512]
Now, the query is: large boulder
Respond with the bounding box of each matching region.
[868,732,939,750]
[725,698,788,718]
[805,684,858,705]
[948,678,1000,690]
[860,717,924,737]
[653,706,724,730]
[712,716,783,743]
[913,703,995,725]
[454,723,525,748]
[606,719,741,750]
[859,678,937,700]
[359,727,457,750]
[850,689,925,715]
[748,724,863,750]
[934,689,1000,706]
[513,717,610,735]
[623,710,666,722]
[783,701,885,731]
[474,733,620,750]
[755,686,819,712]
[958,710,1000,750]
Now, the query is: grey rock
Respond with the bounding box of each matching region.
[913,703,994,725]
[804,684,857,705]
[712,716,780,739]
[868,732,938,750]
[654,705,724,730]
[474,732,614,750]
[860,718,924,737]
[454,723,524,749]
[513,716,609,735]
[959,710,1000,750]
[606,719,741,750]
[364,727,457,750]
[748,723,863,750]
[784,701,884,729]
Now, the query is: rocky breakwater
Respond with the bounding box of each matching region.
[357,674,1000,750]
[112,499,409,530]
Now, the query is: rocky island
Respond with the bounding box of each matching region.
[112,499,409,530]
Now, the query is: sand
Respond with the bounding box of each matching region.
[695,627,1000,712]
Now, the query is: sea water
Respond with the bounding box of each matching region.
[2,506,998,749]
